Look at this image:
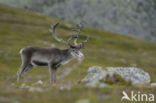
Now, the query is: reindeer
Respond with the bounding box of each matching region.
[17,23,89,85]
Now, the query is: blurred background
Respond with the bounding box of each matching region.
[0,0,156,41]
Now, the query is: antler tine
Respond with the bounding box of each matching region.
[77,23,83,30]
[73,38,78,46]
[83,36,89,43]
[72,23,83,45]
[78,36,89,49]
[67,35,78,46]
[50,22,67,45]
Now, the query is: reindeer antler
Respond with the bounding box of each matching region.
[50,22,78,47]
[49,23,68,45]
[72,23,89,48]
[72,23,83,45]
[78,36,89,49]
[50,22,89,48]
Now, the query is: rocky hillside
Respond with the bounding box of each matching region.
[0,0,156,41]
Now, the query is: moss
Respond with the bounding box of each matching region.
[113,74,132,86]
[103,74,132,86]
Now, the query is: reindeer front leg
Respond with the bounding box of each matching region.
[49,63,57,85]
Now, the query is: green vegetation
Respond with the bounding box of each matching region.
[0,3,156,103]
[104,74,132,86]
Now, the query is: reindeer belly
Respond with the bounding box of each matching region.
[32,60,48,67]
[31,56,49,67]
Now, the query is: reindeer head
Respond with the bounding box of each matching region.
[49,22,89,59]
[68,45,84,58]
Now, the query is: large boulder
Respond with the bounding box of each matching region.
[82,66,151,87]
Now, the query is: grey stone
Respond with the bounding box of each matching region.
[75,99,90,103]
[82,66,108,82]
[82,66,151,87]
[151,82,156,87]
[106,67,151,85]
[99,83,109,88]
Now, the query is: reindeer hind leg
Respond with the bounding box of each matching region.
[24,64,33,82]
[17,54,30,83]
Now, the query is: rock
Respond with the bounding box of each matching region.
[32,80,43,86]
[151,83,156,87]
[75,99,90,103]
[106,67,151,85]
[82,66,108,82]
[85,79,100,87]
[99,83,109,88]
[59,85,71,90]
[19,82,45,92]
[82,66,109,87]
[28,87,44,92]
[20,83,30,89]
[82,66,151,87]
[85,79,109,88]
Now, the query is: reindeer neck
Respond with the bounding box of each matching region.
[60,49,73,62]
[62,49,72,57]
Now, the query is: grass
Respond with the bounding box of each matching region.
[0,3,156,103]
